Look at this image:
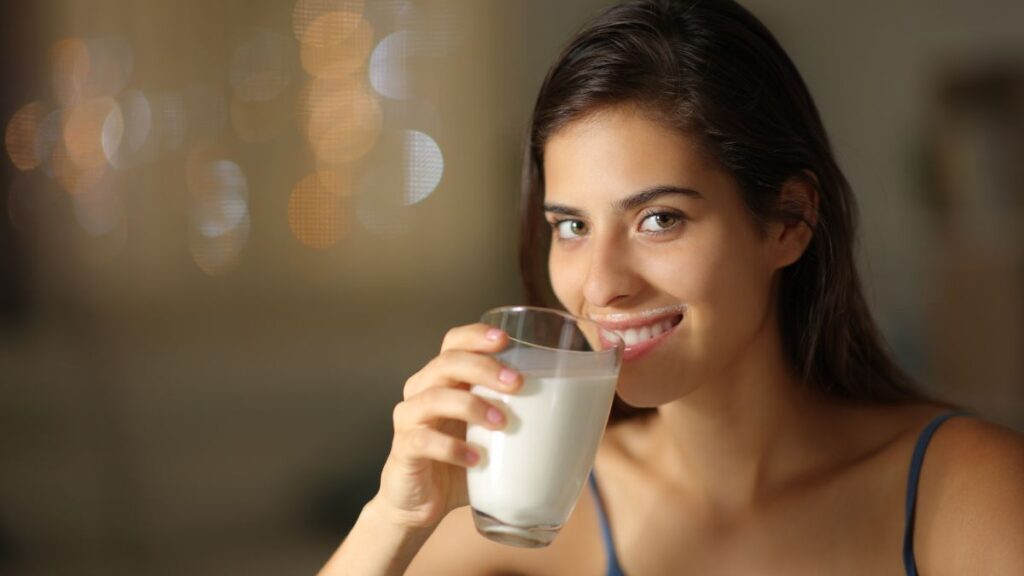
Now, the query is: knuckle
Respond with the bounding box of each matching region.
[410,428,431,452]
[437,349,458,367]
[441,327,460,349]
[402,373,420,400]
[391,401,407,428]
[419,386,445,405]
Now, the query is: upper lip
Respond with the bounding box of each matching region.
[587,305,687,331]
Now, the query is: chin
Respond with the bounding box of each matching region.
[613,368,694,408]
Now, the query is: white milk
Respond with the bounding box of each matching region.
[466,356,618,528]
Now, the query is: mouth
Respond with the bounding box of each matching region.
[592,306,686,362]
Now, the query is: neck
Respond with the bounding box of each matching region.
[651,324,842,516]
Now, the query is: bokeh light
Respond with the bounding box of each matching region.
[186,157,251,275]
[64,97,123,170]
[189,211,250,276]
[369,31,412,100]
[298,77,381,164]
[110,89,153,169]
[5,101,47,171]
[402,130,443,205]
[51,37,91,106]
[292,0,365,43]
[50,137,77,192]
[53,131,110,197]
[288,171,351,249]
[35,109,65,178]
[230,30,293,103]
[187,158,249,238]
[300,12,374,79]
[6,2,449,268]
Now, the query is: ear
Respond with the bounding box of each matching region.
[767,170,819,270]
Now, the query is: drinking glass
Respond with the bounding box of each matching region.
[466,305,623,548]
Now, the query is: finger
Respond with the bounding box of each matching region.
[397,427,480,468]
[440,323,509,354]
[393,387,506,432]
[404,349,521,400]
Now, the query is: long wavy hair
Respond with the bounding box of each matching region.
[519,0,922,421]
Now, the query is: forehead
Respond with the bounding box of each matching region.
[543,107,729,204]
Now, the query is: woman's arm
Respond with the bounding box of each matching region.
[315,323,522,575]
[318,496,435,576]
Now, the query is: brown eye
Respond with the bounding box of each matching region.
[554,219,588,239]
[639,212,680,232]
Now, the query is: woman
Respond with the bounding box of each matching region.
[321,0,1024,574]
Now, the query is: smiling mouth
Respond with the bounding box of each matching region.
[600,313,683,347]
[590,305,686,361]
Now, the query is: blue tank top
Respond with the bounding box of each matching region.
[588,410,966,576]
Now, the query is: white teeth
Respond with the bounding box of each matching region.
[601,329,617,343]
[611,316,679,347]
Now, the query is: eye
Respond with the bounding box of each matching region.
[553,219,588,240]
[639,211,682,233]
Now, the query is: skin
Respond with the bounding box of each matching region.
[319,107,1024,575]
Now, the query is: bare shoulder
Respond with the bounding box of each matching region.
[915,414,1024,575]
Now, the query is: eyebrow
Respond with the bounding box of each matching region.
[543,185,704,217]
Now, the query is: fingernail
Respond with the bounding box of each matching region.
[485,328,503,342]
[486,406,505,425]
[498,368,518,385]
[464,448,479,465]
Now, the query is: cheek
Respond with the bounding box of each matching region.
[685,231,775,342]
[548,249,582,311]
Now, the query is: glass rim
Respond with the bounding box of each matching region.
[480,305,623,354]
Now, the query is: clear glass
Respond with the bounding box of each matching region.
[466,306,623,548]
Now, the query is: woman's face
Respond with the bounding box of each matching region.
[543,107,784,407]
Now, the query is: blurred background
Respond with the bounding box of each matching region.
[0,0,1021,574]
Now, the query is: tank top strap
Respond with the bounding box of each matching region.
[589,471,627,576]
[902,410,969,576]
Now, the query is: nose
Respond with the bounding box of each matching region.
[582,231,639,309]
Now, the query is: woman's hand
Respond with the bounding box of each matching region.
[373,323,522,530]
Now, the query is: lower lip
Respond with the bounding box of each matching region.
[601,319,681,362]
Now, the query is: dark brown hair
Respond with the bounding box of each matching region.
[520,0,921,419]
